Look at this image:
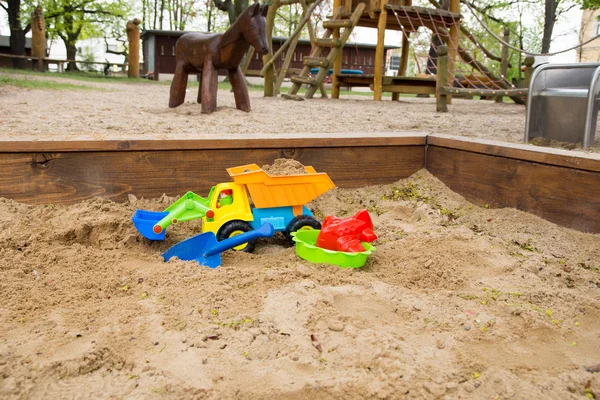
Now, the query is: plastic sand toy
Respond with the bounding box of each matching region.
[292,229,375,268]
[316,209,377,252]
[132,163,335,253]
[162,223,275,268]
[291,210,377,268]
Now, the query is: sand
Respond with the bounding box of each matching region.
[1,75,600,398]
[1,169,599,399]
[262,159,308,175]
[1,72,599,153]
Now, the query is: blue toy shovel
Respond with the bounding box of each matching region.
[162,223,275,268]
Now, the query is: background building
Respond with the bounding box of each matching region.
[0,35,31,68]
[579,9,600,62]
[141,30,397,81]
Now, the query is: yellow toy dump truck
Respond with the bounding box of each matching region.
[132,163,335,252]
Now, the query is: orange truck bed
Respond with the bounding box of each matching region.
[226,164,335,208]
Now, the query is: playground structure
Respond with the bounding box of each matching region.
[259,0,530,105]
[132,163,335,252]
[6,0,530,106]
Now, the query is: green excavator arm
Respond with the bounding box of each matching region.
[153,188,215,234]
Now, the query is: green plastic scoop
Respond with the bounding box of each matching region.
[291,230,375,269]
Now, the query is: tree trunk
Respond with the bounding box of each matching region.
[65,42,79,71]
[233,0,248,23]
[542,0,557,53]
[426,35,443,74]
[7,0,27,69]
[142,0,147,28]
[160,0,165,29]
[208,3,214,32]
[154,0,158,28]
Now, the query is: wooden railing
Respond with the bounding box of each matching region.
[0,53,127,73]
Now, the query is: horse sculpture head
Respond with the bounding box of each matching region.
[242,3,269,56]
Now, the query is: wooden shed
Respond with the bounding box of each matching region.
[140,29,397,81]
[0,35,32,68]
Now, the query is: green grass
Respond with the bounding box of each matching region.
[0,67,159,84]
[0,72,102,90]
[0,67,415,98]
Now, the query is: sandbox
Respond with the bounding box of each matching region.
[1,80,600,399]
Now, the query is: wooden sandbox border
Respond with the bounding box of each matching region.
[0,132,599,233]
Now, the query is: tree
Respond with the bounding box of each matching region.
[213,0,248,24]
[204,0,218,31]
[167,0,201,30]
[467,0,600,54]
[44,0,130,71]
[103,22,128,67]
[140,0,163,29]
[273,2,302,37]
[542,0,600,52]
[0,0,34,68]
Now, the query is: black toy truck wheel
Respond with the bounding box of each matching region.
[217,220,256,253]
[284,215,322,244]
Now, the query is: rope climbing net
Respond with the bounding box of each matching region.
[390,2,516,92]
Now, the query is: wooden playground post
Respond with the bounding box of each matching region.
[260,0,324,77]
[275,34,301,95]
[447,0,460,105]
[299,0,328,97]
[393,0,411,101]
[331,0,343,99]
[240,48,255,74]
[374,0,389,101]
[31,6,46,72]
[495,28,510,103]
[436,45,448,112]
[263,1,278,97]
[127,18,141,78]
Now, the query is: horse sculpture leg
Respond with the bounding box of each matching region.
[201,58,218,114]
[169,62,188,108]
[197,73,202,104]
[229,67,251,112]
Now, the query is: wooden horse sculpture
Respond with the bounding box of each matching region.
[169,3,269,114]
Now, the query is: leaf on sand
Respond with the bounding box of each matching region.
[310,334,323,353]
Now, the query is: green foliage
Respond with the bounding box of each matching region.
[43,0,131,60]
[273,3,304,38]
[79,48,98,72]
[581,0,600,9]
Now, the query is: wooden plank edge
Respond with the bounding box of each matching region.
[427,133,600,173]
[0,132,428,153]
[439,87,528,96]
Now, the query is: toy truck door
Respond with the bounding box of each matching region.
[203,183,253,235]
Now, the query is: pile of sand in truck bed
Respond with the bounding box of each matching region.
[1,169,599,399]
[262,158,308,175]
